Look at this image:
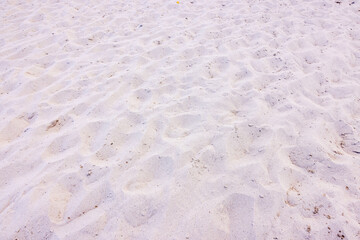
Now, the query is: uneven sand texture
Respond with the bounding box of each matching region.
[0,0,360,239]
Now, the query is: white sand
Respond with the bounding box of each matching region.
[1,0,360,239]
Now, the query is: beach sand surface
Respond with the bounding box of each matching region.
[0,0,360,239]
